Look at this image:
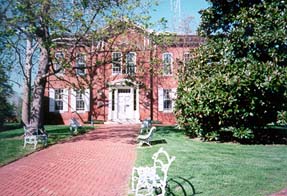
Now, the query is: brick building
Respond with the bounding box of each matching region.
[44,23,204,125]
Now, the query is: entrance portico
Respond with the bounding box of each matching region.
[108,79,140,123]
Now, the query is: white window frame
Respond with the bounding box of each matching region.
[76,91,85,111]
[162,53,173,76]
[158,88,176,112]
[49,88,68,113]
[163,89,172,111]
[55,89,64,111]
[125,52,136,75]
[54,51,65,75]
[71,89,90,113]
[76,53,86,76]
[112,52,122,75]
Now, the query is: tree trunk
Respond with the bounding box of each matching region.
[29,39,49,129]
[21,38,33,126]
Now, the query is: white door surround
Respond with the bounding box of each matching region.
[108,79,140,123]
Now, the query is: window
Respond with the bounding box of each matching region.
[163,53,172,75]
[76,53,86,75]
[183,52,191,65]
[55,89,64,111]
[163,89,172,111]
[112,52,122,74]
[54,52,65,74]
[158,88,176,112]
[71,89,90,112]
[76,91,85,111]
[125,52,136,74]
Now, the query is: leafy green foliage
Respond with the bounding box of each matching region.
[175,0,287,141]
[0,65,13,127]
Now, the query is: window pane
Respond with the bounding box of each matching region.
[163,89,172,110]
[112,52,122,74]
[126,52,136,74]
[54,52,64,74]
[55,89,64,111]
[76,54,86,75]
[76,91,85,111]
[163,53,172,75]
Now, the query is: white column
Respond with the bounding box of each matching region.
[108,88,112,121]
[135,87,140,122]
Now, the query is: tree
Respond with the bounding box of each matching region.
[175,0,287,140]
[1,0,156,129]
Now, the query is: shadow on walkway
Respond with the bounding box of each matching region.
[67,124,140,145]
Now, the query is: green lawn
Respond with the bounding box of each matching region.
[0,124,93,166]
[135,126,287,196]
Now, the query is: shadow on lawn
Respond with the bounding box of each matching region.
[166,176,199,196]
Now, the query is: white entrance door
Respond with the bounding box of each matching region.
[118,89,133,120]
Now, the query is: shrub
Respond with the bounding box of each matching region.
[175,1,287,142]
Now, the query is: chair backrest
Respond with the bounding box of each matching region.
[24,126,37,136]
[146,126,156,138]
[152,147,176,194]
[141,119,152,129]
[70,118,80,126]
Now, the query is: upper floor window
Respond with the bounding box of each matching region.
[163,53,172,75]
[125,52,136,75]
[112,52,122,74]
[183,52,191,65]
[76,53,86,76]
[54,52,65,74]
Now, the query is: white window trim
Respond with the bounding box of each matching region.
[125,52,136,75]
[158,88,176,113]
[112,52,122,75]
[54,51,65,75]
[76,53,86,76]
[71,89,90,113]
[49,88,68,113]
[162,52,173,76]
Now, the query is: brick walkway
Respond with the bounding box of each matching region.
[0,124,140,196]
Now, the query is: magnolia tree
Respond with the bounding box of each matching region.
[1,0,158,128]
[175,0,287,141]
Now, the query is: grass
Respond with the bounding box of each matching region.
[0,124,94,166]
[135,126,287,196]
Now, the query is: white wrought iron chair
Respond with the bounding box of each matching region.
[23,126,48,149]
[69,117,82,134]
[132,147,176,196]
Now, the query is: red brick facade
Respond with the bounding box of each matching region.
[44,26,204,125]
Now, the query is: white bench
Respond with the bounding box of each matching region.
[132,147,176,196]
[24,127,48,149]
[137,126,156,146]
[69,118,82,134]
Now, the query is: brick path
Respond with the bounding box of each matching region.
[270,189,287,196]
[0,124,140,196]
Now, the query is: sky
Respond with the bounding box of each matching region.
[149,0,210,33]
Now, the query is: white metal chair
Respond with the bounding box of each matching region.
[137,126,156,146]
[132,147,176,196]
[23,126,48,149]
[69,118,82,134]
